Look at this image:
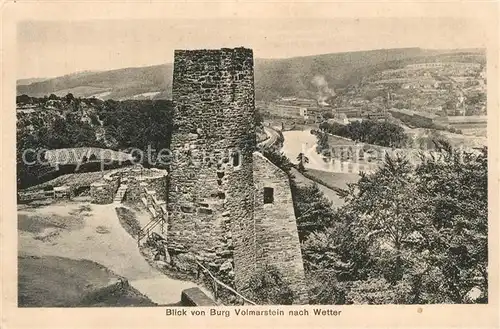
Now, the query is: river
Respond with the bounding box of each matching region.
[281,129,380,174]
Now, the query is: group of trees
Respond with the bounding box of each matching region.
[319,120,409,148]
[301,142,488,304]
[16,95,174,187]
[17,93,75,105]
[260,140,488,305]
[17,94,174,151]
[97,99,174,153]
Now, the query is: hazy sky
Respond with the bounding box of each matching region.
[17,17,488,79]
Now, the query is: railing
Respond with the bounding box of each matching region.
[194,260,256,306]
[137,214,167,246]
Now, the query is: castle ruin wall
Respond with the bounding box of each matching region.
[252,152,308,304]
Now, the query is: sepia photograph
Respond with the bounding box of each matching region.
[1,1,499,328]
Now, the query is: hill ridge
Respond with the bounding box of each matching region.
[17,48,485,101]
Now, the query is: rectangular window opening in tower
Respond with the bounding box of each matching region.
[232,152,241,169]
[263,187,274,204]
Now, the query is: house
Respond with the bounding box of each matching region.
[331,113,349,124]
[364,111,390,121]
[268,103,308,119]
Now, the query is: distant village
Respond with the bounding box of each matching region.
[258,61,487,134]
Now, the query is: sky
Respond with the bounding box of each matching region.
[17,17,488,80]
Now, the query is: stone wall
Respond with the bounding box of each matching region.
[124,177,142,203]
[123,168,168,204]
[167,48,256,287]
[146,174,168,201]
[90,175,120,204]
[252,152,308,304]
[53,186,75,199]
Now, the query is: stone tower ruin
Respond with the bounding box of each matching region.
[168,47,307,304]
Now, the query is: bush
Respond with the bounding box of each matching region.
[243,265,295,305]
[308,270,348,304]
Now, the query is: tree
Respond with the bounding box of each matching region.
[261,146,293,174]
[65,93,75,103]
[17,94,32,104]
[296,152,309,172]
[414,143,488,303]
[314,131,330,155]
[255,109,264,127]
[291,182,336,240]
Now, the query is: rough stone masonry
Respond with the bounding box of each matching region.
[167,47,307,304]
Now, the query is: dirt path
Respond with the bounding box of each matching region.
[18,202,211,305]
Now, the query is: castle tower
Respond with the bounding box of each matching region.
[167,48,257,289]
[168,47,307,304]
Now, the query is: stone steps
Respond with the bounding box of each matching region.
[113,184,128,203]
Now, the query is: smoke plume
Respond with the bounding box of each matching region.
[311,75,335,106]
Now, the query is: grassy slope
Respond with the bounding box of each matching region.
[291,168,346,208]
[115,206,142,238]
[17,65,172,100]
[302,168,360,191]
[18,254,156,307]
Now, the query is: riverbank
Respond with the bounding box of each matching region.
[281,129,362,207]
